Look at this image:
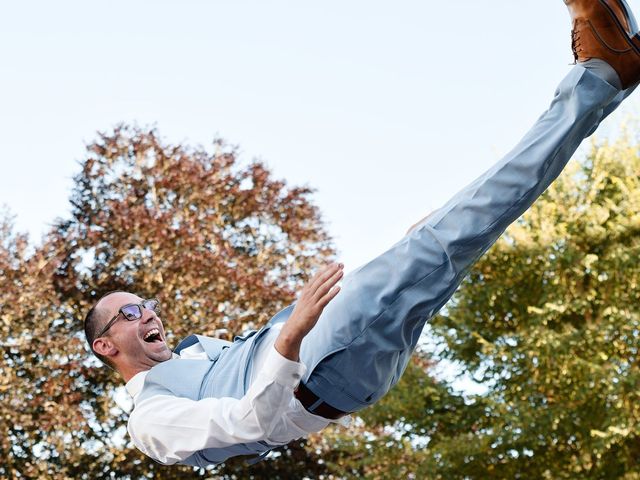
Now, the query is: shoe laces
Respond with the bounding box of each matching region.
[570,27,582,64]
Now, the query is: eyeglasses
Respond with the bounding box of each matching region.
[96,299,161,338]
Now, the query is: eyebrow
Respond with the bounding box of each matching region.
[108,299,142,317]
[115,299,141,310]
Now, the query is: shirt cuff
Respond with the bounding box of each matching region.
[260,346,307,388]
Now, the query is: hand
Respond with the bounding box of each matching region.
[274,262,344,361]
[288,262,344,337]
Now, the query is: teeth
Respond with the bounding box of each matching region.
[144,328,160,340]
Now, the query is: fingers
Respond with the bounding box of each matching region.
[312,265,344,302]
[308,262,343,296]
[287,262,344,337]
[317,285,341,309]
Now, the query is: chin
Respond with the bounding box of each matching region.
[143,341,172,363]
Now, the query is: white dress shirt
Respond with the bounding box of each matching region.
[126,323,349,465]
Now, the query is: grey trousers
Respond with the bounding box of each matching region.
[299,66,635,413]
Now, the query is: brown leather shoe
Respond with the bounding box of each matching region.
[565,0,640,88]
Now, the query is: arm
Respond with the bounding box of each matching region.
[127,347,304,465]
[127,262,344,464]
[274,262,344,361]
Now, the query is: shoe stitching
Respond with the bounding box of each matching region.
[612,0,638,35]
[587,18,633,54]
[599,0,640,55]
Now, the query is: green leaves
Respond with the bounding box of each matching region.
[420,133,640,478]
[305,131,640,479]
[4,124,640,478]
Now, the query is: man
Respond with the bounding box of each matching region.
[85,0,640,468]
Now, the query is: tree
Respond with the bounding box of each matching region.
[1,124,337,478]
[429,131,640,478]
[0,211,96,479]
[296,130,640,480]
[8,122,640,479]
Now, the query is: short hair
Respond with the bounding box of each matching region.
[84,290,126,370]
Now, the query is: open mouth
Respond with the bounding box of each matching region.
[143,328,163,344]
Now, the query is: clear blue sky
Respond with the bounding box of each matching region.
[1,0,639,273]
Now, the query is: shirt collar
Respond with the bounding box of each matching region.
[125,370,148,399]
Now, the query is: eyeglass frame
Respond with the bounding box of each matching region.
[95,298,161,338]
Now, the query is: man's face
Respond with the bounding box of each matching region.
[95,292,172,373]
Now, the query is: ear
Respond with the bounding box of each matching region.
[93,337,119,359]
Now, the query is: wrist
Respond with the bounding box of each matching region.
[280,322,306,341]
[274,326,303,362]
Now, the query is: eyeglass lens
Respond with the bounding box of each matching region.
[121,304,143,320]
[121,300,159,321]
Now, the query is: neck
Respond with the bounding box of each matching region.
[119,355,173,382]
[120,365,150,383]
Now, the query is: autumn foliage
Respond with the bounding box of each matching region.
[1,124,337,478]
[4,124,640,479]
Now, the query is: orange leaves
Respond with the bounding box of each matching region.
[0,124,336,476]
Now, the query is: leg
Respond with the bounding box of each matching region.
[406,211,434,236]
[300,65,627,413]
